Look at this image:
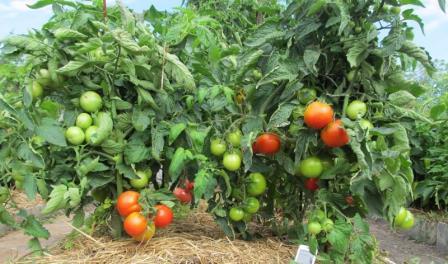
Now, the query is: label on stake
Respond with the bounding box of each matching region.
[294,245,317,264]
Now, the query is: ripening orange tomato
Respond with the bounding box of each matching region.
[320,120,350,148]
[304,102,334,129]
[116,191,141,217]
[133,222,156,242]
[123,212,147,237]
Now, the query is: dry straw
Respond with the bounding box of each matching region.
[19,210,295,264]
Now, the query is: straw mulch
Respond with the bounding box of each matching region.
[19,210,296,264]
[6,189,44,214]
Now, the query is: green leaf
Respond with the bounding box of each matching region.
[268,103,294,129]
[112,29,149,54]
[66,188,81,208]
[36,118,67,147]
[168,148,189,182]
[23,173,38,200]
[346,42,370,68]
[3,35,49,52]
[132,109,151,132]
[0,206,17,227]
[53,28,87,40]
[42,185,67,214]
[303,48,320,75]
[124,139,150,164]
[56,61,87,74]
[399,41,435,74]
[430,104,446,120]
[72,208,85,228]
[193,168,212,203]
[439,0,446,12]
[92,112,113,145]
[17,143,45,169]
[116,164,138,180]
[117,1,136,34]
[27,238,43,256]
[151,125,165,161]
[245,23,285,47]
[160,47,196,91]
[77,157,108,177]
[22,215,50,239]
[27,0,76,9]
[401,9,425,34]
[169,123,186,145]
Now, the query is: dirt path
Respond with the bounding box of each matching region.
[369,218,448,264]
[0,214,72,263]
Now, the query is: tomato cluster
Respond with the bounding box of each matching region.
[307,209,334,236]
[173,179,194,204]
[64,91,103,146]
[229,173,267,222]
[116,191,174,240]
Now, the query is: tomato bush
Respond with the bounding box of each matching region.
[0,0,440,260]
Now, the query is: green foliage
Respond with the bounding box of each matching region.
[0,0,440,261]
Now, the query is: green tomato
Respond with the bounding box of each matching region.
[354,26,362,33]
[113,154,123,165]
[0,187,10,203]
[227,130,242,147]
[229,207,245,221]
[312,209,326,222]
[252,69,262,80]
[210,139,227,156]
[400,211,415,230]
[185,95,194,110]
[222,153,242,171]
[307,222,322,235]
[322,218,334,232]
[76,113,93,130]
[31,81,43,99]
[299,157,323,178]
[243,197,260,214]
[36,69,51,87]
[391,6,401,15]
[65,126,85,145]
[15,180,23,190]
[347,100,367,120]
[12,172,25,182]
[80,91,102,113]
[346,70,357,82]
[85,126,99,144]
[297,88,317,105]
[405,28,414,41]
[246,172,267,197]
[130,170,152,189]
[359,119,374,130]
[394,207,408,226]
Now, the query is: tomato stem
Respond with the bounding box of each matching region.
[103,0,107,21]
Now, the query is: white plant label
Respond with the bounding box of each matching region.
[294,245,317,264]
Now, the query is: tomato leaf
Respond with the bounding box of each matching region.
[36,118,67,147]
[267,103,294,129]
[23,173,38,200]
[168,123,186,145]
[22,215,50,239]
[0,206,17,227]
[41,185,67,215]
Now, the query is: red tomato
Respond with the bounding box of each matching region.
[345,196,354,206]
[304,101,334,129]
[252,133,281,154]
[173,187,192,204]
[320,120,350,148]
[154,204,174,228]
[116,191,141,217]
[123,212,147,236]
[185,179,194,191]
[304,178,319,191]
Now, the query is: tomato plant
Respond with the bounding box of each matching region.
[0,0,437,259]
